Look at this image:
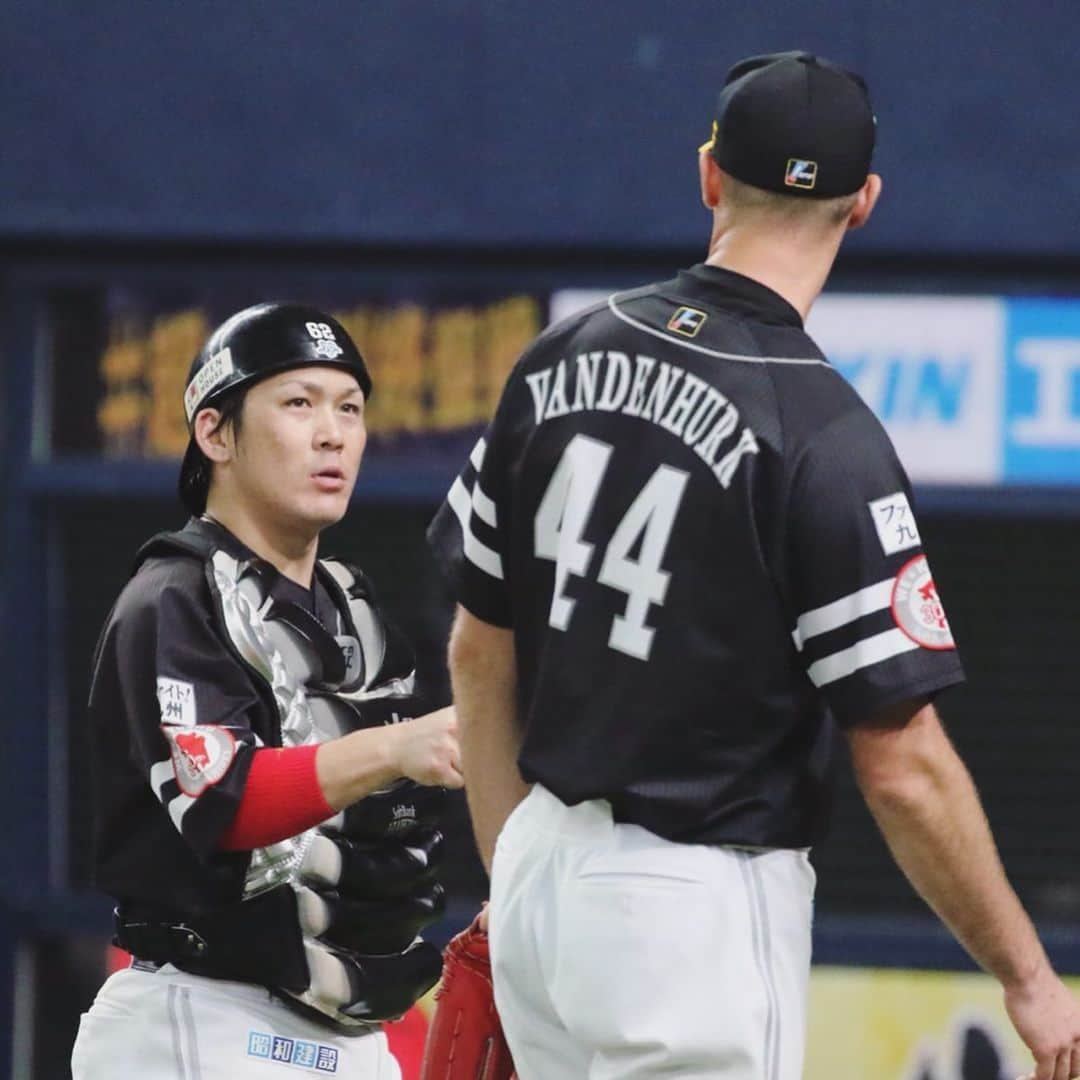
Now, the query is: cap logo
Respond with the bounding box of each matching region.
[306,320,344,360]
[184,346,234,423]
[667,306,709,338]
[785,158,818,190]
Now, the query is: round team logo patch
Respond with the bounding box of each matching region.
[890,555,955,651]
[164,724,237,796]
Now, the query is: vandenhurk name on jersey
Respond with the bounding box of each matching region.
[524,351,759,489]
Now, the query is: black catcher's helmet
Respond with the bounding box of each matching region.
[178,302,373,515]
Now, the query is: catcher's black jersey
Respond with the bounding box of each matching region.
[428,264,965,848]
[88,519,402,913]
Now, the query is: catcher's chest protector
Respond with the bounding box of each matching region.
[135,525,445,1031]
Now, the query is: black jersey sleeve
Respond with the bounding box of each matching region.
[784,407,965,726]
[103,568,262,860]
[427,392,518,628]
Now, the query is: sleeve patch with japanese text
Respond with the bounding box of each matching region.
[162,725,237,797]
[156,676,197,726]
[868,492,921,556]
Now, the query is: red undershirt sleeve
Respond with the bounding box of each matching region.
[218,745,335,852]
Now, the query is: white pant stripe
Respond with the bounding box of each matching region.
[167,985,191,1080]
[179,988,203,1080]
[740,855,779,1080]
[750,859,782,1080]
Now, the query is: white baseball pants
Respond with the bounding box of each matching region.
[71,963,400,1079]
[488,784,815,1080]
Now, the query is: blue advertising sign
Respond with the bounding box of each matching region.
[1004,299,1080,483]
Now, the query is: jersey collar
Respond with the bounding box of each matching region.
[187,515,261,565]
[678,263,804,329]
[187,516,327,619]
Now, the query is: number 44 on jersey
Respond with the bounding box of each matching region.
[534,434,689,662]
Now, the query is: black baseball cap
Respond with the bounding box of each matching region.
[702,51,876,198]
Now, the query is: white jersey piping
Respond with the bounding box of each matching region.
[607,292,833,368]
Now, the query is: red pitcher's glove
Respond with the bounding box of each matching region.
[420,912,516,1080]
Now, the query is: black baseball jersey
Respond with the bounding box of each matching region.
[88,519,399,913]
[428,264,965,848]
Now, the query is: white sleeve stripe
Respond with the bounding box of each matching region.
[447,476,505,580]
[807,628,920,687]
[469,437,488,471]
[167,792,196,833]
[150,760,174,801]
[465,436,498,526]
[472,480,498,528]
[793,578,894,651]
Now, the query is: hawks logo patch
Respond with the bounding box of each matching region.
[305,320,344,359]
[164,725,237,796]
[313,338,344,359]
[667,306,708,338]
[891,555,955,651]
[785,158,818,190]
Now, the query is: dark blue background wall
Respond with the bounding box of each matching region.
[3,0,1077,255]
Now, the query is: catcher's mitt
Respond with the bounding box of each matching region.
[420,912,516,1080]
